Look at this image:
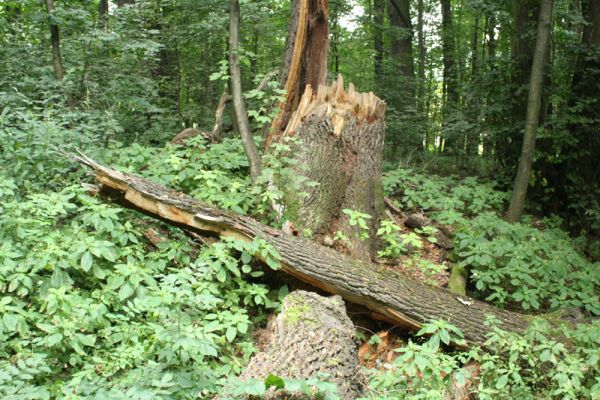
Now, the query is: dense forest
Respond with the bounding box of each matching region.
[1,0,599,399]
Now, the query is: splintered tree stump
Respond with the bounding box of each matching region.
[239,291,362,400]
[275,77,386,261]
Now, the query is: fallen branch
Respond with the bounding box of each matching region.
[70,153,528,347]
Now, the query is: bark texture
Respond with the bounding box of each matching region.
[239,291,362,400]
[507,0,554,222]
[69,153,528,347]
[267,0,329,146]
[276,77,386,261]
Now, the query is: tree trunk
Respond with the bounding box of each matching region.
[238,291,362,400]
[417,0,426,115]
[229,0,262,184]
[69,153,528,347]
[267,0,329,146]
[274,77,386,261]
[373,0,385,82]
[440,0,458,152]
[506,0,554,222]
[99,0,108,29]
[46,0,64,81]
[501,0,541,167]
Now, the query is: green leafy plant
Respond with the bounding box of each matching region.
[343,209,372,241]
[455,212,600,314]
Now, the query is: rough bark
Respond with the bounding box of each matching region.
[228,0,262,183]
[275,77,386,261]
[267,0,329,146]
[69,153,528,347]
[46,0,64,81]
[239,291,362,400]
[507,0,554,222]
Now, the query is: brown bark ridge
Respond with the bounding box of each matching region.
[239,291,362,400]
[69,153,528,347]
[267,0,329,147]
[276,76,386,261]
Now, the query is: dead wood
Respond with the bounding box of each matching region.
[239,290,363,400]
[69,153,529,348]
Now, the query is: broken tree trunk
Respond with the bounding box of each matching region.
[274,77,386,261]
[267,0,329,146]
[239,291,362,400]
[70,153,528,347]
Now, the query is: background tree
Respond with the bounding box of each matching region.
[507,0,554,222]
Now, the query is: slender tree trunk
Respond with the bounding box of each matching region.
[506,0,554,222]
[99,0,108,29]
[46,0,65,81]
[465,16,480,156]
[267,0,329,146]
[373,0,385,82]
[487,14,496,68]
[229,0,262,183]
[440,0,458,152]
[417,0,428,149]
[502,0,540,167]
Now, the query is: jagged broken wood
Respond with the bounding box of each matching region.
[70,153,528,347]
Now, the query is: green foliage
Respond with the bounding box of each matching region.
[376,220,423,258]
[220,373,340,400]
[343,209,372,241]
[475,318,600,400]
[0,179,283,399]
[383,169,508,224]
[455,212,600,314]
[363,319,600,400]
[363,320,468,400]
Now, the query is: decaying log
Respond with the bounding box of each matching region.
[274,77,387,261]
[239,291,362,400]
[70,154,528,347]
[405,212,453,250]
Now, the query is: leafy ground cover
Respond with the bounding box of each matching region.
[1,101,599,399]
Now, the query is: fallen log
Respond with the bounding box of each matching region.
[70,153,528,347]
[238,290,362,400]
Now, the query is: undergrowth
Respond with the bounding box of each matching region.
[0,99,598,399]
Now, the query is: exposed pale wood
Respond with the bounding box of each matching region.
[70,153,529,347]
[267,0,329,146]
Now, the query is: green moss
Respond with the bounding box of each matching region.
[448,264,467,296]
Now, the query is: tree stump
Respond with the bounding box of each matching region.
[239,291,363,400]
[275,76,387,261]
